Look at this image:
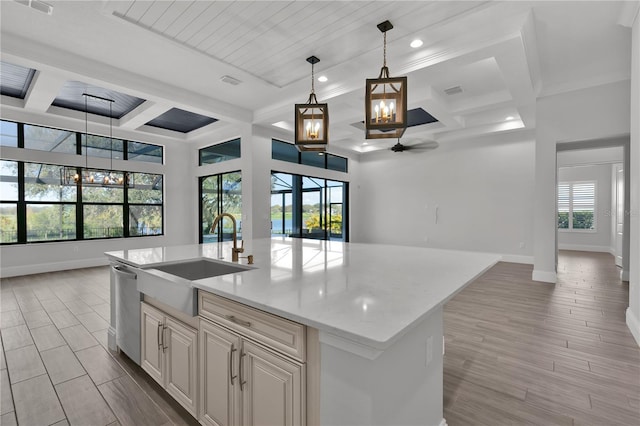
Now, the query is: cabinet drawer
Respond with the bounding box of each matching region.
[199,291,306,362]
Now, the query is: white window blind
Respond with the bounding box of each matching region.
[557,181,596,231]
[557,183,570,213]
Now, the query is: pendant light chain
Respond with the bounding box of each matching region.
[311,61,315,94]
[383,31,387,68]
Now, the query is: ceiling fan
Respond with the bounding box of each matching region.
[390,138,439,153]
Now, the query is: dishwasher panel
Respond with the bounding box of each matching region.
[112,263,143,365]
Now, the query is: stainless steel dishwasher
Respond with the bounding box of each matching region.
[111,262,143,365]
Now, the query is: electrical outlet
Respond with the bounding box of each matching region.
[426,336,433,366]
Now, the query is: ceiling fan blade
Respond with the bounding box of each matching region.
[390,139,439,152]
[407,141,439,150]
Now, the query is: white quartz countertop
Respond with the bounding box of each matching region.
[106,238,499,350]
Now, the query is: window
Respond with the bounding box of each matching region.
[82,134,124,159]
[128,173,163,236]
[1,121,18,147]
[0,160,164,244]
[0,119,165,244]
[558,181,596,231]
[271,139,348,173]
[7,121,163,164]
[270,171,347,241]
[327,154,348,173]
[199,172,242,243]
[82,173,124,239]
[127,141,163,164]
[24,163,77,242]
[272,139,299,163]
[199,139,241,165]
[24,124,77,154]
[0,160,19,243]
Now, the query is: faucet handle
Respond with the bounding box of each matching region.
[234,240,245,253]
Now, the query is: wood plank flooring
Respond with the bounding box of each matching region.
[444,251,640,425]
[0,266,199,426]
[1,251,637,425]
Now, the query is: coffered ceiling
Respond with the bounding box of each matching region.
[0,1,634,154]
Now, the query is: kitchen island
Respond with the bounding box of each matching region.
[106,237,499,426]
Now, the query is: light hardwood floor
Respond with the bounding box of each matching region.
[444,251,640,425]
[1,251,638,425]
[1,267,199,426]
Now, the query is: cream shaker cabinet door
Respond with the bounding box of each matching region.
[141,303,164,385]
[165,316,198,416]
[199,319,242,426]
[240,340,305,426]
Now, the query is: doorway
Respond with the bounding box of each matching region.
[555,137,630,282]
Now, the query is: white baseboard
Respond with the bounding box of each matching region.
[501,254,534,264]
[0,257,109,278]
[626,308,640,347]
[621,270,630,282]
[532,269,557,283]
[558,243,611,253]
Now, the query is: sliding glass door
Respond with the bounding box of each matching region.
[200,171,242,243]
[270,171,347,241]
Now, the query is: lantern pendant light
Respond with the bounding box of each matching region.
[365,20,407,139]
[295,56,329,152]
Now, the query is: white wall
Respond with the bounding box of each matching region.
[534,80,631,282]
[351,130,535,263]
[627,7,640,346]
[557,164,612,252]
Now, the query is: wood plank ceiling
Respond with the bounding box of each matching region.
[112,1,481,88]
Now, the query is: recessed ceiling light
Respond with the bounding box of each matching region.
[362,142,368,145]
[410,39,423,48]
[318,75,328,82]
[505,116,514,120]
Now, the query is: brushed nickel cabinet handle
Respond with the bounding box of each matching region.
[239,349,247,391]
[157,322,163,349]
[230,344,237,386]
[225,315,251,328]
[162,325,168,352]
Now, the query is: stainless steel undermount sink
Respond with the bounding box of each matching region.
[137,258,254,316]
[153,258,252,281]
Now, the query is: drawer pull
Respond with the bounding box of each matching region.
[225,315,251,328]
